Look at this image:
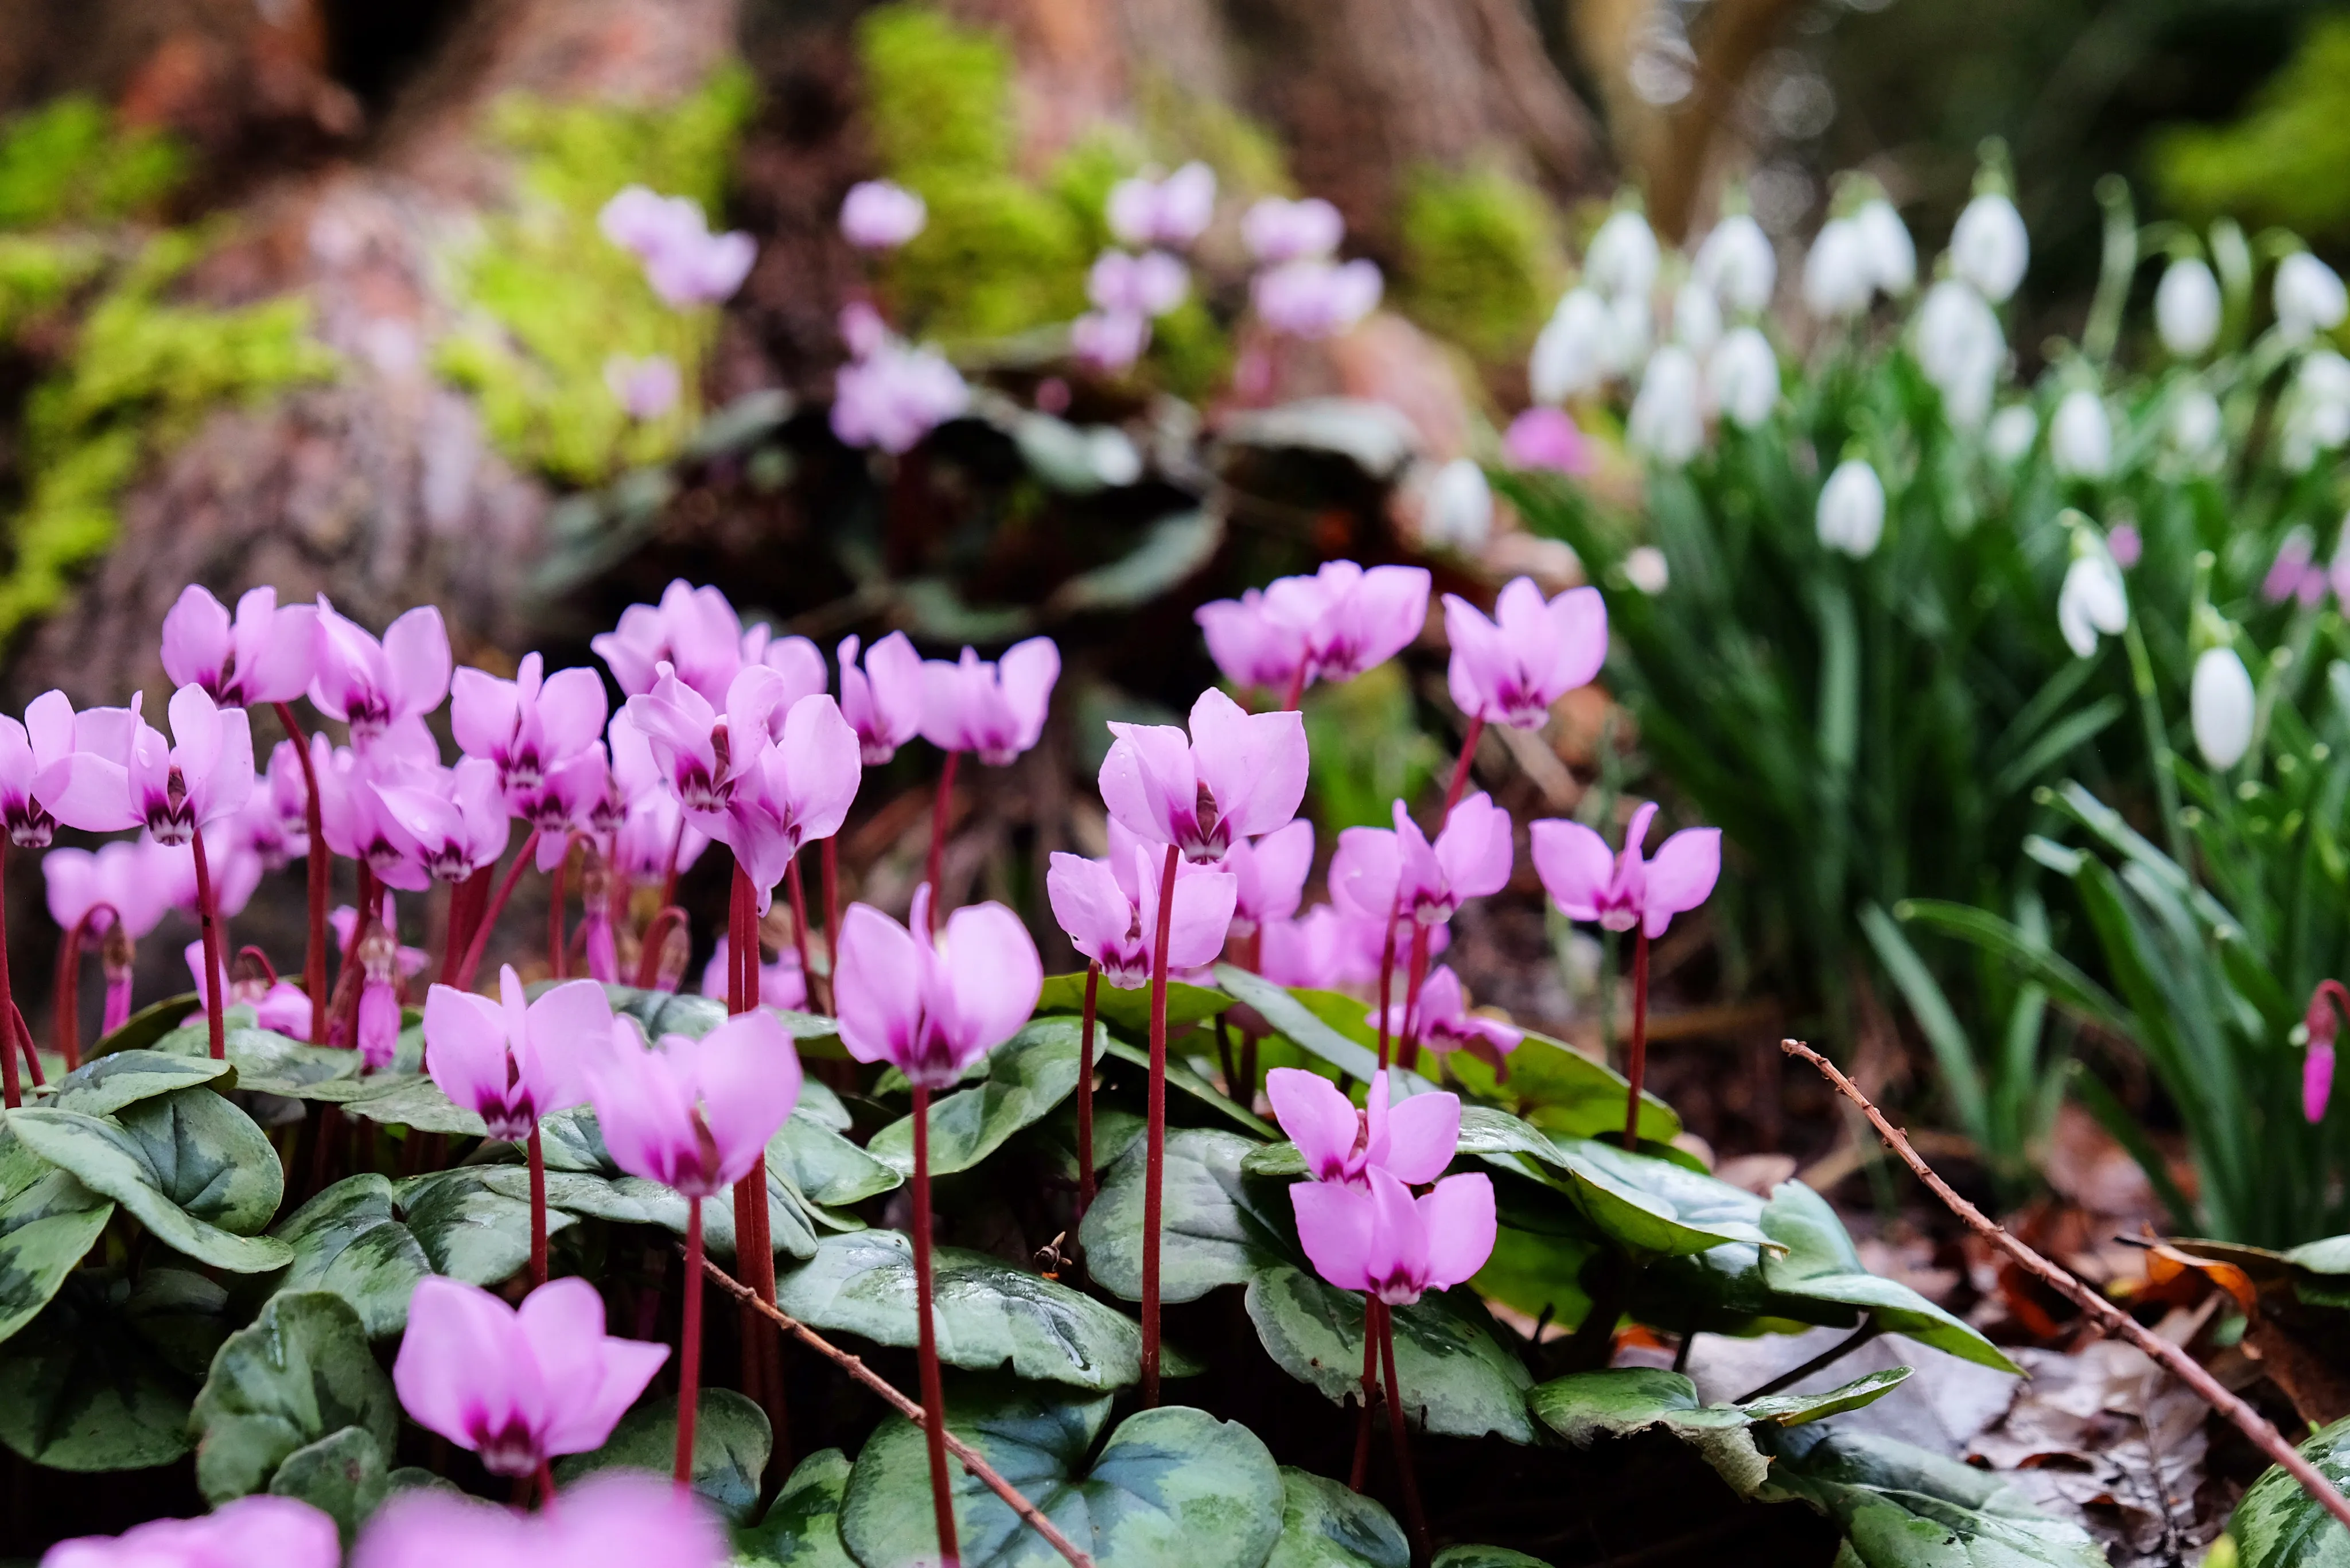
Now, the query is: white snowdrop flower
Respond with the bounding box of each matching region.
[1948,193,2028,304]
[1855,199,1916,296]
[1694,214,1776,314]
[2275,252,2348,345]
[2191,645,2255,771]
[1604,290,1655,378]
[2283,349,2350,470]
[1672,279,1722,353]
[1421,458,1494,552]
[2049,389,2112,480]
[1628,345,1705,466]
[1913,279,2003,427]
[1986,404,2039,463]
[2057,552,2128,659]
[1803,219,1874,319]
[1531,289,1612,402]
[1624,546,1671,594]
[2329,515,2350,606]
[1586,209,1661,301]
[1816,458,1886,557]
[2167,386,2224,472]
[2155,259,2221,358]
[1707,326,1780,429]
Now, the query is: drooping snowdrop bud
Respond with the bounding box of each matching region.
[1986,403,2038,464]
[1627,345,1703,466]
[2057,532,2129,659]
[1815,458,1886,558]
[2283,350,2350,470]
[2275,251,2348,345]
[1855,199,1915,296]
[1530,290,1610,402]
[1706,326,1779,429]
[2168,385,2224,472]
[1913,280,2003,427]
[1584,209,1659,300]
[1419,459,1493,553]
[2049,389,2112,480]
[1803,219,1874,319]
[1693,213,1775,314]
[839,180,927,251]
[1948,192,2028,304]
[1605,291,1653,375]
[1671,280,1721,353]
[2191,643,2256,771]
[1624,546,1670,595]
[2156,258,2222,358]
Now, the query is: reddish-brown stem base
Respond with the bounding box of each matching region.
[1396,921,1431,1072]
[911,1083,962,1567]
[1075,962,1099,1220]
[1279,667,1309,712]
[527,1126,548,1287]
[0,841,16,1109]
[1349,1306,1378,1492]
[821,836,841,991]
[1442,714,1485,816]
[1377,1302,1431,1563]
[1621,929,1649,1150]
[190,827,228,1061]
[925,750,959,932]
[785,856,820,1015]
[676,1204,704,1485]
[51,908,98,1072]
[274,704,330,1042]
[1374,915,1398,1072]
[726,862,787,1461]
[536,1461,557,1511]
[634,905,688,991]
[1140,843,1179,1407]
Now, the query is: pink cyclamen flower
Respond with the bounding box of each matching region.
[1269,1067,1460,1188]
[425,967,614,1140]
[919,640,1060,765]
[156,828,263,920]
[1048,830,1238,989]
[1263,561,1432,688]
[1072,310,1150,374]
[835,888,1043,1088]
[1530,800,1721,939]
[372,757,512,885]
[1089,250,1189,320]
[2263,529,2329,608]
[1108,163,1216,251]
[841,179,927,250]
[1099,687,1308,865]
[393,1275,667,1476]
[1225,819,1314,937]
[1367,965,1520,1070]
[311,600,453,748]
[600,186,755,308]
[184,942,311,1036]
[699,935,807,1011]
[251,740,313,867]
[329,901,430,981]
[1195,589,1310,699]
[1258,906,1365,990]
[627,664,801,815]
[1242,196,1344,264]
[1330,792,1514,927]
[453,650,611,819]
[2107,523,2143,571]
[838,631,925,765]
[1293,1165,1496,1306]
[682,697,859,909]
[605,354,682,421]
[0,699,80,848]
[831,338,970,454]
[353,1472,727,1568]
[1444,578,1608,730]
[587,1008,802,1197]
[45,841,172,941]
[2307,983,2347,1123]
[1502,407,1592,476]
[160,585,318,709]
[593,580,746,703]
[605,711,708,884]
[37,687,254,845]
[1252,258,1382,340]
[44,1495,339,1568]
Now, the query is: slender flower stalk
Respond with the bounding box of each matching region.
[784,855,820,1014]
[190,827,228,1060]
[1376,1302,1430,1561]
[677,1200,704,1486]
[1139,842,1178,1406]
[1076,960,1099,1217]
[0,841,15,1109]
[1624,931,1650,1149]
[1441,715,1484,815]
[909,1081,959,1567]
[273,703,329,1040]
[450,826,543,990]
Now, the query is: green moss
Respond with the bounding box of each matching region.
[0,98,184,231]
[859,3,1014,180]
[437,68,754,484]
[1398,164,1566,362]
[0,236,102,337]
[2154,16,2350,244]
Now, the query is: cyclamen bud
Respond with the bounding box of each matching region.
[2307,981,2348,1123]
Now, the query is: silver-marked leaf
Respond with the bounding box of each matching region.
[737,1447,857,1568]
[554,1388,770,1525]
[10,1090,291,1273]
[796,1080,853,1134]
[336,1075,487,1137]
[190,1290,397,1503]
[84,994,205,1061]
[41,1050,233,1115]
[772,1113,900,1208]
[776,1230,1148,1389]
[269,1424,389,1543]
[268,1172,550,1337]
[1431,1549,1552,1568]
[1080,1128,1290,1303]
[475,1158,826,1260]
[0,1267,226,1470]
[842,1390,1283,1568]
[867,1020,1084,1177]
[1527,1367,1908,1496]
[1759,1182,2018,1373]
[1758,1425,2107,1568]
[146,1018,363,1098]
[1037,972,1232,1034]
[394,1168,570,1282]
[601,985,730,1041]
[1266,1465,1409,1568]
[1244,1264,1536,1442]
[1214,967,1439,1099]
[2234,1412,2350,1568]
[0,1120,112,1346]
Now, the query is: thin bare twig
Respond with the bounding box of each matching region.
[1782,1038,2350,1536]
[695,1256,1096,1568]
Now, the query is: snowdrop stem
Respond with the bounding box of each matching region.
[452,827,542,991]
[676,1201,704,1487]
[1442,716,1485,816]
[910,1083,962,1568]
[0,841,15,1108]
[190,825,228,1063]
[1076,962,1099,1219]
[926,751,959,935]
[2122,621,2191,871]
[273,702,330,1042]
[1398,923,1430,1073]
[1620,929,1649,1150]
[785,856,822,1014]
[1140,842,1178,1409]
[1376,1302,1431,1565]
[527,1125,548,1289]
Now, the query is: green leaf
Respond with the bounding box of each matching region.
[1431,1548,1553,1568]
[9,1088,292,1273]
[1442,1029,1679,1144]
[0,1267,226,1470]
[1048,510,1225,610]
[267,1172,551,1337]
[474,1129,838,1262]
[1079,1129,1290,1304]
[1858,905,1987,1145]
[1539,1135,1774,1258]
[554,1388,771,1525]
[83,994,205,1060]
[1037,972,1232,1033]
[334,1075,488,1137]
[1214,967,1438,1097]
[841,1389,1284,1568]
[776,1230,1150,1390]
[2232,1412,2350,1568]
[190,1290,397,1504]
[396,1168,574,1281]
[0,1119,113,1347]
[40,1049,234,1115]
[737,1448,857,1568]
[1265,1466,1409,1568]
[1095,1034,1278,1138]
[603,985,732,1040]
[772,1113,901,1208]
[867,1020,1085,1177]
[1740,1367,1914,1426]
[1244,1264,1535,1442]
[268,1424,390,1544]
[149,1021,363,1098]
[1758,1425,2107,1568]
[1527,1367,1912,1497]
[1758,1182,2018,1373]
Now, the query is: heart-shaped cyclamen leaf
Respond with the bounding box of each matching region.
[553,1388,771,1526]
[41,1049,233,1116]
[147,1020,364,1098]
[736,1447,858,1568]
[0,1268,227,1471]
[1756,1425,2107,1568]
[2232,1412,2350,1568]
[1264,1466,1409,1568]
[0,1120,114,1347]
[268,1423,390,1544]
[267,1172,553,1337]
[866,1020,1085,1178]
[190,1290,398,1503]
[1080,1128,1292,1304]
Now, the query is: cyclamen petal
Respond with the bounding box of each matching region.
[45,1495,341,1568]
[834,894,1042,1087]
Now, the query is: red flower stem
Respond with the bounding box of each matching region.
[657,818,686,915]
[925,750,959,932]
[1442,715,1485,816]
[451,827,542,991]
[53,908,101,1070]
[1621,928,1649,1150]
[442,863,489,988]
[190,826,228,1062]
[1374,912,1398,1072]
[675,1200,704,1487]
[1139,842,1178,1408]
[1279,666,1309,713]
[13,1003,41,1089]
[634,906,688,990]
[1075,961,1099,1220]
[274,703,329,1042]
[1397,921,1430,1073]
[1349,1302,1377,1492]
[330,865,378,1048]
[0,841,15,1108]
[785,855,820,1015]
[1378,1302,1431,1563]
[527,1124,548,1288]
[911,1081,962,1568]
[821,835,841,987]
[536,1461,556,1510]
